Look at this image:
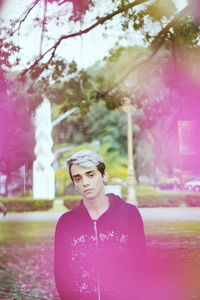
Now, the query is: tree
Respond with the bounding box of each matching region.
[0,67,35,194]
[1,0,200,188]
[1,0,200,111]
[52,101,127,153]
[0,94,35,195]
[50,40,200,181]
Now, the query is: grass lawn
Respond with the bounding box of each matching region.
[144,220,200,300]
[0,219,200,299]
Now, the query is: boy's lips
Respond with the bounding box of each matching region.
[84,189,93,193]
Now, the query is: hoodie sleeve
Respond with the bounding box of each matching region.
[54,215,76,300]
[122,205,148,299]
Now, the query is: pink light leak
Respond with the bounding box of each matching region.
[47,0,94,21]
[0,0,4,11]
[178,120,200,155]
[189,0,200,24]
[0,69,7,95]
[0,68,35,178]
[54,233,191,299]
[150,62,200,175]
[164,65,200,120]
[145,240,198,300]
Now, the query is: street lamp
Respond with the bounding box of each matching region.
[124,97,137,205]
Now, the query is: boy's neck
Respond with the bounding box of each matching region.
[83,193,109,220]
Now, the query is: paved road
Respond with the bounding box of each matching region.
[140,207,200,221]
[0,207,200,222]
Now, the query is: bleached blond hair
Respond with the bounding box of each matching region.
[67,149,105,180]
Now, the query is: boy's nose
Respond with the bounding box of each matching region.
[82,177,89,186]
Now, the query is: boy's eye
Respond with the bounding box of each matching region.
[88,173,94,178]
[74,177,80,182]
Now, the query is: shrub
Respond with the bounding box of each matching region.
[136,185,162,196]
[184,195,200,207]
[62,195,81,201]
[133,185,200,207]
[62,193,200,209]
[0,197,54,212]
[62,195,81,210]
[137,195,183,207]
[64,199,80,210]
[136,194,200,207]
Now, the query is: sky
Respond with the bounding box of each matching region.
[2,0,187,69]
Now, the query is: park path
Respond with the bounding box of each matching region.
[0,207,200,222]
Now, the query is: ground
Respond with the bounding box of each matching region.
[0,213,200,299]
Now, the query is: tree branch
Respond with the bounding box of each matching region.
[22,0,150,75]
[39,0,48,56]
[100,4,190,96]
[10,0,41,36]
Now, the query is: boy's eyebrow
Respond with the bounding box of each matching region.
[86,170,95,175]
[72,170,95,179]
[72,174,81,179]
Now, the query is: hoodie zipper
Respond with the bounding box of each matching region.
[93,221,101,300]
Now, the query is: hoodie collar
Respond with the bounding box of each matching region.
[77,193,124,221]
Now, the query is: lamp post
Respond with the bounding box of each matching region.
[125,98,137,205]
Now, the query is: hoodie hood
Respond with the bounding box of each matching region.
[77,193,124,221]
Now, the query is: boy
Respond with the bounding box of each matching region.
[54,150,146,300]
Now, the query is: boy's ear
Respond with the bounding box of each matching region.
[103,171,108,183]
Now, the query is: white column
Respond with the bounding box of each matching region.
[33,99,55,199]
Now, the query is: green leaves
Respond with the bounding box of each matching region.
[146,0,176,22]
[173,16,200,47]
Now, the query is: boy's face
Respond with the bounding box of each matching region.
[70,164,108,200]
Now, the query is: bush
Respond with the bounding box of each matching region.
[62,195,81,210]
[136,185,162,196]
[0,197,54,212]
[137,194,200,207]
[183,195,200,207]
[133,185,200,207]
[62,195,81,201]
[137,195,183,207]
[62,192,200,209]
[64,200,80,210]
